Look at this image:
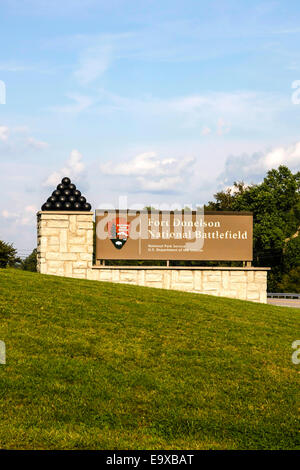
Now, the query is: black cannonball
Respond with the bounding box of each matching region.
[63,189,72,197]
[47,196,56,203]
[57,183,66,191]
[59,195,66,203]
[54,201,62,210]
[42,202,52,211]
[74,190,81,198]
[79,196,86,204]
[64,201,72,210]
[83,203,91,211]
[69,184,76,191]
[74,202,82,211]
[69,195,76,203]
[61,177,71,185]
[52,189,61,198]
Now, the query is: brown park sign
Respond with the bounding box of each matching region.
[95,210,253,261]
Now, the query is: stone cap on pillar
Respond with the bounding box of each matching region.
[41,177,92,212]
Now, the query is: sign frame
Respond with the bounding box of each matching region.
[95,210,253,263]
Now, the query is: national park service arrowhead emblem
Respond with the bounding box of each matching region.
[108,218,130,250]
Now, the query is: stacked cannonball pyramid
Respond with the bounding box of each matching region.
[41,177,92,211]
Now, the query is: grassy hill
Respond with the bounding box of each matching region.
[0,268,299,450]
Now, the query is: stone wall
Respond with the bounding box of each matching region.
[37,211,269,303]
[37,211,93,278]
[88,266,268,303]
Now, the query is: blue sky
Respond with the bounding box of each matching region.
[1,0,300,255]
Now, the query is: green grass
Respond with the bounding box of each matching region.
[0,268,299,450]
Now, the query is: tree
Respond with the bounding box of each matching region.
[278,267,300,293]
[22,249,37,272]
[205,166,300,291]
[0,240,19,268]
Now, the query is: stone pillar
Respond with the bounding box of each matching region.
[37,211,93,279]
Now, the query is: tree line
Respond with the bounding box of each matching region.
[0,165,299,292]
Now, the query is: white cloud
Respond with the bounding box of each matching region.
[136,176,182,192]
[0,126,9,141]
[1,210,18,218]
[44,149,85,186]
[217,118,231,135]
[0,61,32,72]
[74,44,113,85]
[219,141,300,186]
[27,137,49,150]
[100,151,195,193]
[50,93,93,114]
[25,205,38,213]
[201,126,211,136]
[1,206,37,226]
[100,152,194,177]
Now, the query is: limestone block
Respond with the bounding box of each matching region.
[255,272,266,281]
[112,269,121,282]
[38,238,48,248]
[48,260,64,268]
[86,230,94,243]
[39,228,60,236]
[178,274,193,283]
[47,220,69,228]
[71,273,86,279]
[207,274,222,282]
[247,282,260,291]
[202,282,220,291]
[259,292,267,304]
[194,271,202,290]
[77,215,93,222]
[80,253,93,261]
[65,261,73,276]
[73,261,88,269]
[38,220,48,228]
[69,245,87,253]
[59,230,68,252]
[179,270,193,277]
[49,236,60,245]
[100,271,113,281]
[78,222,94,230]
[163,271,171,289]
[73,268,86,274]
[246,291,260,300]
[69,215,77,233]
[87,269,100,281]
[45,252,62,260]
[58,253,78,261]
[120,272,138,282]
[76,229,87,236]
[221,271,230,289]
[230,274,247,283]
[68,236,86,244]
[145,273,163,282]
[40,214,69,220]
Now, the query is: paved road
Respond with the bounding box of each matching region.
[267,298,300,308]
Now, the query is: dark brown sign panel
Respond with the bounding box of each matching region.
[95,210,253,261]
